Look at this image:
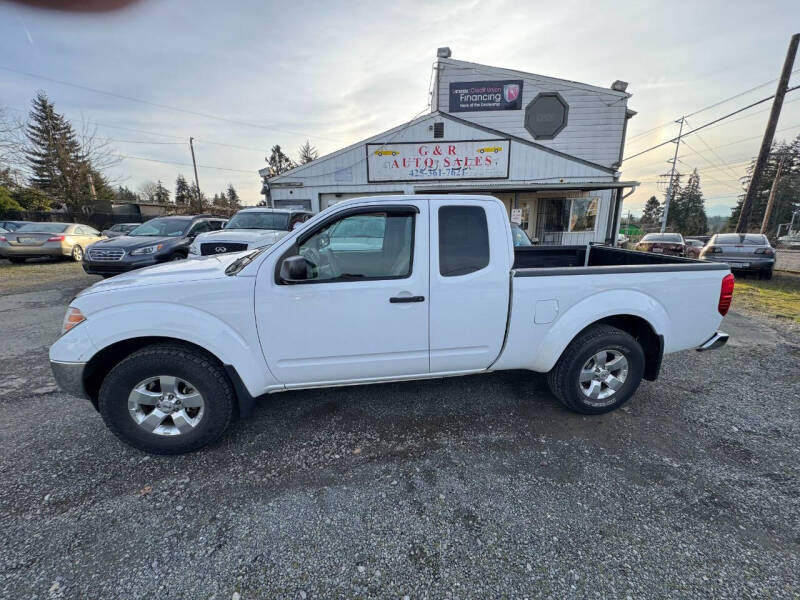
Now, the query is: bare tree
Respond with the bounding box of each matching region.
[138,180,159,203]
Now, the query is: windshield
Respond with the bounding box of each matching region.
[715,234,768,245]
[225,212,290,231]
[642,233,682,243]
[129,219,189,237]
[511,224,532,246]
[15,223,68,233]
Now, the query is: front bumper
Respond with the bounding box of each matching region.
[697,331,729,352]
[50,360,88,399]
[82,255,160,275]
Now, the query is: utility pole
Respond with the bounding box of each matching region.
[189,137,201,210]
[661,116,685,233]
[760,157,784,235]
[736,33,799,233]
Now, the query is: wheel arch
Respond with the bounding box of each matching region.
[82,336,257,417]
[528,290,669,379]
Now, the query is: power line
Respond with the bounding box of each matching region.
[115,153,255,174]
[0,65,345,143]
[623,85,800,161]
[625,67,800,143]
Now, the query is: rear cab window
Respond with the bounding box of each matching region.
[438,206,490,276]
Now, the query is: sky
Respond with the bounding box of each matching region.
[1,0,799,217]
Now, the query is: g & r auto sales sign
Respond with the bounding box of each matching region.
[366,140,510,182]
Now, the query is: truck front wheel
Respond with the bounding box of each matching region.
[98,343,235,454]
[546,324,645,414]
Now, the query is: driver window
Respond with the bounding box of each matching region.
[297,211,413,282]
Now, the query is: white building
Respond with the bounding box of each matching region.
[260,49,638,245]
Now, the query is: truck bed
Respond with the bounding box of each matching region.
[513,245,728,275]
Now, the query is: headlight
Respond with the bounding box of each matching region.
[131,244,163,256]
[61,307,86,334]
[189,241,199,255]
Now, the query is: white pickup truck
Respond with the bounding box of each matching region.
[50,195,733,454]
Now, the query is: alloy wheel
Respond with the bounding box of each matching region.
[128,375,205,436]
[578,349,629,406]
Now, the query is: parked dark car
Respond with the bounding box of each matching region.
[700,233,775,279]
[82,215,227,277]
[684,238,705,259]
[102,222,140,238]
[634,232,685,256]
[0,220,32,232]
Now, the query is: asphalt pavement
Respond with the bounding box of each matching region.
[0,260,798,599]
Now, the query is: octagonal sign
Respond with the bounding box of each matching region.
[524,92,569,140]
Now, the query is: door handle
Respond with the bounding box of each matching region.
[389,295,425,303]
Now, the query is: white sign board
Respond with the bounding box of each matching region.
[366,139,510,182]
[510,208,522,224]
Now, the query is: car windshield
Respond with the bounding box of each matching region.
[642,233,682,242]
[715,234,767,245]
[14,223,68,233]
[129,219,188,237]
[511,224,532,246]
[225,212,290,231]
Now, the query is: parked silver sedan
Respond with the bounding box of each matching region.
[0,222,106,263]
[699,233,775,279]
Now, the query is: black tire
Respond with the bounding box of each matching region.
[98,343,235,454]
[71,245,84,262]
[546,324,645,415]
[169,253,185,261]
[761,269,773,280]
[8,257,26,264]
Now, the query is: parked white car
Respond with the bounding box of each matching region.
[50,195,733,454]
[188,207,313,257]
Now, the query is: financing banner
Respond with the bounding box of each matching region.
[449,80,524,112]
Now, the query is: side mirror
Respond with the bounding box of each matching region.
[280,255,311,283]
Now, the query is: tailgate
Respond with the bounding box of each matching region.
[9,232,52,246]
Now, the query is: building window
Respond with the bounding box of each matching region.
[438,206,490,276]
[568,197,599,232]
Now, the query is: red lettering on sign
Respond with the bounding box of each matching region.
[418,145,428,156]
[485,156,492,165]
[448,145,457,155]
[433,145,442,156]
[392,159,400,168]
[424,157,434,168]
[444,157,451,167]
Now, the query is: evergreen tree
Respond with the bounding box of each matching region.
[212,192,226,208]
[298,140,318,165]
[175,174,191,206]
[23,91,87,211]
[12,187,51,211]
[154,180,170,204]
[189,182,207,212]
[640,195,663,225]
[266,145,295,176]
[0,186,23,212]
[664,175,683,232]
[115,185,139,203]
[676,169,708,236]
[727,136,800,234]
[225,183,240,210]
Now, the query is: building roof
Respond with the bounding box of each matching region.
[438,57,632,99]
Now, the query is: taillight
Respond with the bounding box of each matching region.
[755,248,774,256]
[718,273,735,316]
[705,246,723,254]
[47,235,65,242]
[0,235,6,242]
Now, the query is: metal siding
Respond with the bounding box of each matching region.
[438,60,628,167]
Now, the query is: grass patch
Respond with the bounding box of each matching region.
[733,271,800,323]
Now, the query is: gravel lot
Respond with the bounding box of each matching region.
[1,259,798,599]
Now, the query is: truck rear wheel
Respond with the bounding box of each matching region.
[546,324,645,414]
[98,343,235,454]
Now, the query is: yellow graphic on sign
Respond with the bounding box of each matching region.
[478,146,503,154]
[374,149,399,156]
